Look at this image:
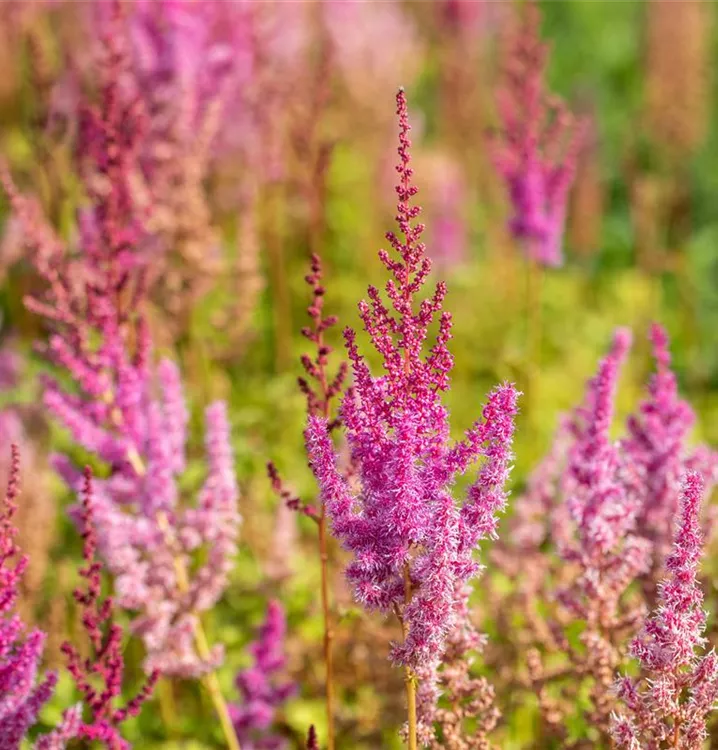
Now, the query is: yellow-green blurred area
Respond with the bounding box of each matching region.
[2,0,718,748]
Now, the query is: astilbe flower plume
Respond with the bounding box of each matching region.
[517,331,652,741]
[230,600,296,750]
[491,1,584,267]
[611,471,718,749]
[625,324,718,577]
[56,468,158,750]
[305,89,518,724]
[0,445,57,750]
[123,0,243,327]
[3,7,240,680]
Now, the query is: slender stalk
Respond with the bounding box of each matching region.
[402,563,418,750]
[673,717,681,747]
[318,513,336,750]
[308,280,339,749]
[525,255,543,457]
[155,514,243,750]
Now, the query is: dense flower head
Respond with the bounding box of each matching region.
[306,89,519,673]
[563,328,639,558]
[625,323,718,562]
[491,0,584,266]
[0,446,57,750]
[53,394,240,678]
[548,330,652,626]
[612,471,718,749]
[230,600,296,750]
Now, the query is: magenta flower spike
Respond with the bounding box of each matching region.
[612,471,718,748]
[556,329,652,622]
[625,324,718,563]
[230,600,296,750]
[491,1,584,267]
[305,89,519,680]
[0,446,57,750]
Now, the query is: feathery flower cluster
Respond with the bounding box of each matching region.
[0,446,56,749]
[54,393,240,678]
[491,1,584,267]
[306,89,519,678]
[612,471,718,749]
[4,5,241,678]
[626,324,718,568]
[508,331,651,739]
[230,601,296,750]
[125,0,240,318]
[58,468,158,750]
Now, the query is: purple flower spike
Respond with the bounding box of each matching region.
[626,324,718,566]
[612,472,718,748]
[231,601,296,750]
[306,89,519,682]
[491,1,584,267]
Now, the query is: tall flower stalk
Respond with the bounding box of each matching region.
[268,253,347,749]
[306,89,518,748]
[612,471,718,749]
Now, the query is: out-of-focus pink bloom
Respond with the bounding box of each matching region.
[625,324,718,563]
[322,0,422,112]
[230,601,297,750]
[490,2,584,267]
[306,89,519,677]
[555,329,652,620]
[52,396,240,678]
[612,472,718,748]
[419,152,468,268]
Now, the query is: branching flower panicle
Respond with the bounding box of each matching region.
[230,601,296,750]
[612,471,718,749]
[305,89,518,748]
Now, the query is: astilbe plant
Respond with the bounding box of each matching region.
[625,323,718,585]
[54,468,158,750]
[267,252,348,750]
[305,88,519,749]
[2,8,243,750]
[494,325,717,746]
[0,445,56,750]
[611,471,718,749]
[504,331,651,744]
[490,0,584,267]
[230,600,296,750]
